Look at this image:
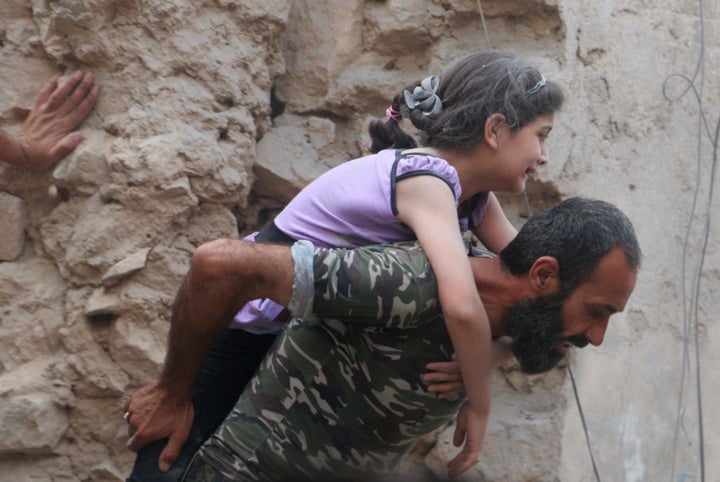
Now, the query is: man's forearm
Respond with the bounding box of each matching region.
[158,277,226,401]
[157,243,248,399]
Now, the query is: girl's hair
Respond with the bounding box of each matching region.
[369,50,565,153]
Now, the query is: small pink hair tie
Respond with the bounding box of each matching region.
[386,106,402,122]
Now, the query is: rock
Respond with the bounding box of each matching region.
[0,192,28,261]
[85,287,124,316]
[52,130,112,195]
[0,393,69,455]
[253,115,336,202]
[0,360,70,455]
[101,248,152,286]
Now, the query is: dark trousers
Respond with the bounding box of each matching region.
[127,329,277,481]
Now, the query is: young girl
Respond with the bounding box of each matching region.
[127,50,564,480]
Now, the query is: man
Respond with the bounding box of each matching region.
[125,197,641,480]
[1,71,99,171]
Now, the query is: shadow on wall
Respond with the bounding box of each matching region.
[496,179,563,227]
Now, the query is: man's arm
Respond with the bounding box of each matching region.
[310,242,444,328]
[124,239,294,471]
[0,130,24,167]
[1,71,99,171]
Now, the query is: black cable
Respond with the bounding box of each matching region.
[689,110,719,482]
[569,364,602,482]
[662,0,715,480]
[521,190,600,481]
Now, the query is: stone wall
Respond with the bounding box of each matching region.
[0,0,717,481]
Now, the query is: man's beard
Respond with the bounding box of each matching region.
[506,293,590,375]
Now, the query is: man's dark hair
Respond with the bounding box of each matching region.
[500,197,642,295]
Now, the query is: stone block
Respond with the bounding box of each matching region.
[0,192,28,261]
[101,247,151,286]
[253,116,334,202]
[0,392,69,455]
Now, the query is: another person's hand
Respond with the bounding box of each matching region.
[15,71,99,171]
[447,401,488,478]
[124,380,194,473]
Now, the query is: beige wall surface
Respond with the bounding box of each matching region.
[0,0,717,480]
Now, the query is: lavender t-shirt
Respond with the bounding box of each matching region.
[232,149,489,332]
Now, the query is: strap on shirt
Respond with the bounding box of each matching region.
[255,220,297,244]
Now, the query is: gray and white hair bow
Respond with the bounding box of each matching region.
[404,75,443,119]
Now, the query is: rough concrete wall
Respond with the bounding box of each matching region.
[553,1,720,481]
[0,0,717,481]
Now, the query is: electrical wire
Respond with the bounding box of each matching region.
[661,0,716,480]
[569,364,602,482]
[521,189,601,482]
[476,0,715,479]
[476,0,492,50]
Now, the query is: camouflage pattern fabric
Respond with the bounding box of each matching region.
[183,454,230,481]
[187,242,468,481]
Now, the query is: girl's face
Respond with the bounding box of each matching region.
[494,113,555,194]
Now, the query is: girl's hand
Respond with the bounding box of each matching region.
[448,401,488,478]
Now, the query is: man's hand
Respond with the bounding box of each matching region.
[424,338,515,399]
[16,71,100,171]
[123,380,194,472]
[447,401,488,478]
[424,353,463,398]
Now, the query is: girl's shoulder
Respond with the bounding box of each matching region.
[394,149,455,178]
[393,150,460,194]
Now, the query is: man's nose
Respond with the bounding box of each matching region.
[585,318,609,346]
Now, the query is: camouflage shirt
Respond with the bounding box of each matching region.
[190,242,488,481]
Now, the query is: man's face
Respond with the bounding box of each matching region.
[507,247,638,375]
[558,246,638,347]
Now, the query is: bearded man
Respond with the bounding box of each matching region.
[126,197,641,481]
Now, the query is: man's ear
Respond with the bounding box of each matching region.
[484,113,506,149]
[528,256,560,294]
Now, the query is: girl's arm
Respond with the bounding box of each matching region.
[423,193,518,398]
[396,175,492,477]
[473,193,517,253]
